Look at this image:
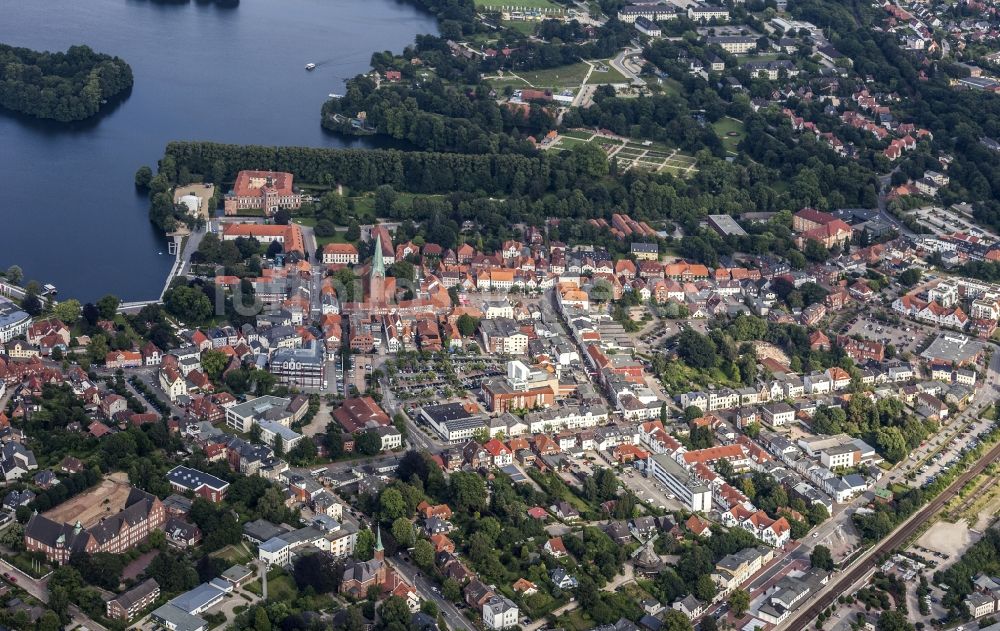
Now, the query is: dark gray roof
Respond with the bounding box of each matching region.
[166,466,229,492]
[242,519,288,543]
[111,578,160,611]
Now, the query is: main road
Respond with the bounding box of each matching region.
[390,556,475,631]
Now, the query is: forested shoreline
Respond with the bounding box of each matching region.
[0,43,133,122]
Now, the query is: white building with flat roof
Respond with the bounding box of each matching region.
[0,298,30,344]
[648,453,712,512]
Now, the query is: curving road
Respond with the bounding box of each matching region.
[609,48,645,86]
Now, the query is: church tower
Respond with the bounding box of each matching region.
[374,525,385,562]
[370,232,386,303]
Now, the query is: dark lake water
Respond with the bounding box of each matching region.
[0,0,438,302]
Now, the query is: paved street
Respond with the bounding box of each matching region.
[379,372,443,454]
[0,558,107,631]
[609,48,644,86]
[390,556,475,631]
[0,558,48,603]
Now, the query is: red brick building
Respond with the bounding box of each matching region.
[25,488,165,564]
[837,336,885,363]
[166,466,230,503]
[333,397,390,434]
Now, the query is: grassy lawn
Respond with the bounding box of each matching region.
[292,190,445,246]
[586,61,629,85]
[349,196,376,221]
[712,116,746,153]
[265,573,297,602]
[491,62,592,90]
[739,53,781,63]
[557,609,593,631]
[211,543,253,565]
[294,223,349,247]
[655,77,684,96]
[3,553,50,579]
[622,582,653,602]
[551,131,699,176]
[502,20,538,35]
[297,183,335,195]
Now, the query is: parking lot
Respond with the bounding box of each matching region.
[907,204,1000,241]
[384,354,505,405]
[619,468,685,513]
[840,312,934,357]
[907,416,992,488]
[915,521,977,570]
[814,521,861,561]
[637,316,708,353]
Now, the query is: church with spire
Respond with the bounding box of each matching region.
[336,224,453,350]
[365,231,395,304]
[341,526,410,599]
[340,527,419,605]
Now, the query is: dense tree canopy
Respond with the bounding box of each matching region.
[0,44,132,122]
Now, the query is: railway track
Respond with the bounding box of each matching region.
[944,472,1000,522]
[778,438,1000,630]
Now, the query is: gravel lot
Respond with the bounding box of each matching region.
[916,520,980,569]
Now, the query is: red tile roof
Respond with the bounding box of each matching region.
[232,170,294,197]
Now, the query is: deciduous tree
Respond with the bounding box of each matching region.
[810,545,834,571]
[731,588,750,618]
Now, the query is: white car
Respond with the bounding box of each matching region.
[812,532,819,538]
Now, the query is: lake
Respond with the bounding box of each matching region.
[0,0,438,302]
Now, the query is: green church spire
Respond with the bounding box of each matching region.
[372,231,385,279]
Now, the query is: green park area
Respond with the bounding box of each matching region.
[488,60,630,92]
[713,116,746,154]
